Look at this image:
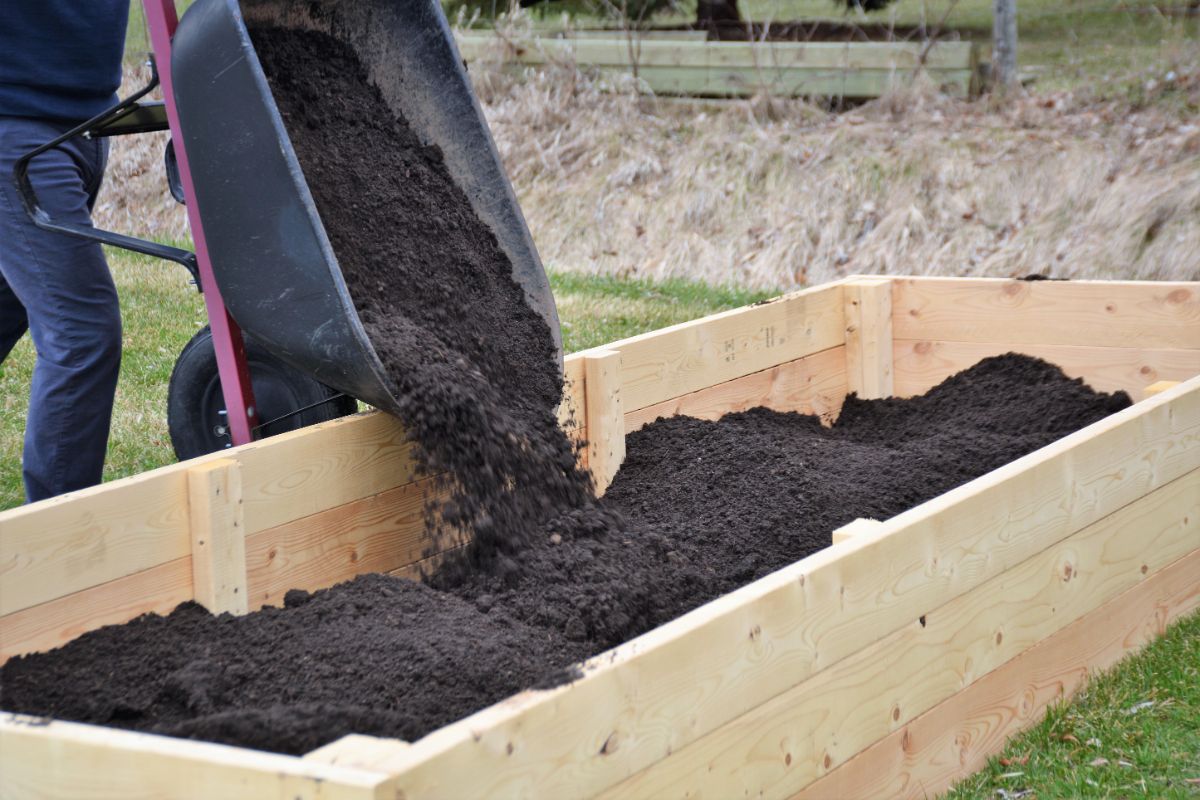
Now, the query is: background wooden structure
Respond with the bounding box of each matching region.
[454,33,984,99]
[2,276,1198,799]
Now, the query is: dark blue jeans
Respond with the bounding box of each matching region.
[0,117,121,503]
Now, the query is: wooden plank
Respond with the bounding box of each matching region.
[796,545,1200,800]
[624,345,847,431]
[244,478,453,611]
[455,36,977,70]
[0,364,584,617]
[304,734,411,769]
[187,459,247,615]
[602,470,1200,799]
[844,279,894,399]
[593,282,845,413]
[0,466,191,617]
[559,354,586,429]
[891,277,1200,349]
[893,339,1200,398]
[831,517,882,545]
[584,351,626,495]
[0,557,191,663]
[0,714,394,800]
[1144,379,1181,399]
[370,378,1200,799]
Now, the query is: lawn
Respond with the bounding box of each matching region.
[946,609,1200,798]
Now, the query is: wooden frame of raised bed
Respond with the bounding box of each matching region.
[454,32,983,99]
[2,275,1198,799]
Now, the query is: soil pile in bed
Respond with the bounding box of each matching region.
[0,354,1131,754]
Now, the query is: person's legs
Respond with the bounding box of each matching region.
[0,117,121,502]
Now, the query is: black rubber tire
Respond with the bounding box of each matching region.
[168,325,358,460]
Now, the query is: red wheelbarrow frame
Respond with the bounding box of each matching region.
[144,0,257,446]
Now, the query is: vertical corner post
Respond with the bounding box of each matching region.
[187,458,248,615]
[584,350,626,496]
[844,278,894,400]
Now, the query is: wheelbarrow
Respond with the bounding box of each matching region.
[13,0,560,458]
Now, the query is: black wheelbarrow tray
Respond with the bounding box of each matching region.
[171,0,563,417]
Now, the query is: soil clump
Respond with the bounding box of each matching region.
[1,354,1130,753]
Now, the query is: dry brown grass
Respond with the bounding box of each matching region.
[97,48,1200,290]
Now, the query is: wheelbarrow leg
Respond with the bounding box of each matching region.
[144,0,256,446]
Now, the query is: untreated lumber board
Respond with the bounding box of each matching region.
[187,459,248,615]
[455,35,977,70]
[596,282,845,414]
[600,469,1200,798]
[893,339,1200,398]
[891,277,1200,349]
[0,714,394,800]
[1144,379,1181,399]
[844,278,894,399]
[0,364,586,619]
[625,345,847,429]
[795,545,1200,800]
[244,478,449,610]
[305,734,412,770]
[0,467,191,617]
[584,350,625,494]
[364,378,1200,799]
[831,517,882,544]
[624,345,847,431]
[0,557,191,663]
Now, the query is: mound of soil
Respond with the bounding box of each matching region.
[0,354,1130,753]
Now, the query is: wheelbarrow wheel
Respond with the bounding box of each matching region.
[168,325,358,460]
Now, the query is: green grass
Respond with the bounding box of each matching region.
[0,249,770,509]
[946,608,1200,799]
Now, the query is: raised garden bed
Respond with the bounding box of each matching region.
[2,275,1198,798]
[454,31,983,99]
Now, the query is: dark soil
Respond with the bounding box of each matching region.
[248,26,596,569]
[0,25,1135,758]
[0,354,1130,754]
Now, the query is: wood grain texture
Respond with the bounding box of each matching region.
[0,466,191,617]
[0,557,192,663]
[187,460,247,615]
[795,546,1200,800]
[831,518,882,545]
[592,282,845,413]
[455,35,977,70]
[624,345,847,432]
[1144,379,1182,399]
[844,279,894,400]
[244,477,454,611]
[584,350,626,495]
[0,714,393,800]
[370,379,1200,799]
[601,469,1200,799]
[892,339,1200,398]
[891,277,1200,349]
[304,735,411,769]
